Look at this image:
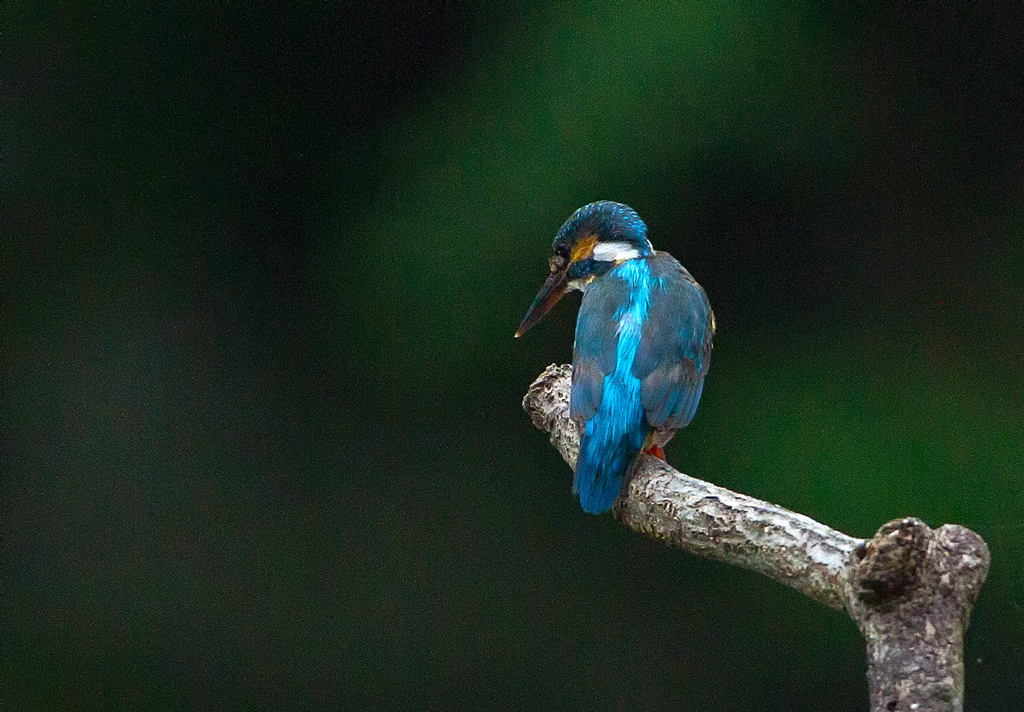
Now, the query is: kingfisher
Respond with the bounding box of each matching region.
[516,201,715,513]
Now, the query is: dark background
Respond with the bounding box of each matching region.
[3,3,1024,710]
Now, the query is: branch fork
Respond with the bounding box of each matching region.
[523,364,990,712]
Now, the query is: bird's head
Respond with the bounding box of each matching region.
[516,201,652,337]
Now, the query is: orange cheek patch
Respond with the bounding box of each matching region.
[570,233,598,263]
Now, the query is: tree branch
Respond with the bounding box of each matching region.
[523,364,990,712]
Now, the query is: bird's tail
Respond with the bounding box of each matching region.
[573,415,648,514]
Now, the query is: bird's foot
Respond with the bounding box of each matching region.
[642,444,666,461]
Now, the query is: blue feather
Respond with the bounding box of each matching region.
[575,402,646,513]
[572,260,651,513]
[635,255,713,430]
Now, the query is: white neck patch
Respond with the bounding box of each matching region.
[592,241,641,262]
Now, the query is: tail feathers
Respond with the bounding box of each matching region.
[573,420,647,513]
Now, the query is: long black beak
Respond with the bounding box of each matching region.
[515,270,569,338]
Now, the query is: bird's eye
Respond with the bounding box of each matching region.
[550,254,566,272]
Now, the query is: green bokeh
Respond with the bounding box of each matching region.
[341,2,856,387]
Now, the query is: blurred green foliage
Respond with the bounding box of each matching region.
[346,2,857,387]
[3,2,1023,710]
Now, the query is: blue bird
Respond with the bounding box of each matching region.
[517,202,715,513]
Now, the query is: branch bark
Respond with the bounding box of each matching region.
[523,364,990,712]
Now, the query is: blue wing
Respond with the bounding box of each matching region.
[570,268,647,513]
[632,254,714,431]
[570,275,628,421]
